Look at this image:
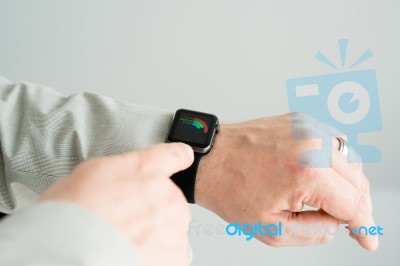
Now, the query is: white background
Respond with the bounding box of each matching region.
[0,1,399,265]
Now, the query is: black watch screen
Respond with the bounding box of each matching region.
[167,109,219,153]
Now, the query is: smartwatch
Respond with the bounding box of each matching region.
[167,109,219,203]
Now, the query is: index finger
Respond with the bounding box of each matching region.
[300,168,378,250]
[330,141,379,251]
[300,168,361,221]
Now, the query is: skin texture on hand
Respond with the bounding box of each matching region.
[195,113,378,251]
[40,143,194,266]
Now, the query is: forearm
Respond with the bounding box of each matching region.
[0,76,173,213]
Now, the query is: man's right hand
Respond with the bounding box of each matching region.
[40,143,194,266]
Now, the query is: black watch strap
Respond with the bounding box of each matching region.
[171,152,202,204]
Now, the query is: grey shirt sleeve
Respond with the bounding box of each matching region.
[0,75,173,213]
[0,201,140,266]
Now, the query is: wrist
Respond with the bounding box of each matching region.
[195,124,230,212]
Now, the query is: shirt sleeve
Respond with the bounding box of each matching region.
[0,201,140,266]
[0,75,173,213]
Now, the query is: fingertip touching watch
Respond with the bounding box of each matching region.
[167,109,219,203]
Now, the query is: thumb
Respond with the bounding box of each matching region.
[283,210,340,245]
[134,142,194,177]
[259,210,340,247]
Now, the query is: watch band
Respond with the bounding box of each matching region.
[171,152,202,204]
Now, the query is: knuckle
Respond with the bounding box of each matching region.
[290,112,312,123]
[298,149,325,168]
[290,113,317,130]
[292,124,316,140]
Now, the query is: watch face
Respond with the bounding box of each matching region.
[168,109,218,150]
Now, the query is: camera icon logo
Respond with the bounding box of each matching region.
[286,40,382,166]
